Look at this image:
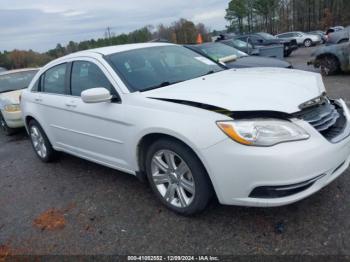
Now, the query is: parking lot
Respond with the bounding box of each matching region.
[1,46,350,256]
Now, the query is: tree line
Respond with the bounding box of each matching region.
[225,0,350,34]
[0,19,210,70]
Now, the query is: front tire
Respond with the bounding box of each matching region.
[318,55,340,76]
[304,39,312,47]
[28,119,58,162]
[0,112,15,136]
[145,138,213,215]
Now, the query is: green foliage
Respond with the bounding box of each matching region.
[225,0,350,34]
[0,50,51,69]
[225,0,249,32]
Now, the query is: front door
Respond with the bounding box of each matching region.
[58,60,132,172]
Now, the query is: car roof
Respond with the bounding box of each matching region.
[0,68,39,76]
[65,42,175,57]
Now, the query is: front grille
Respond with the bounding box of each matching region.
[295,100,347,141]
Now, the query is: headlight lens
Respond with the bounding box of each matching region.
[4,104,21,112]
[217,119,310,146]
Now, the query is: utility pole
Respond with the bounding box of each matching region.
[105,27,112,39]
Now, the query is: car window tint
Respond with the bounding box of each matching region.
[71,61,112,96]
[43,64,67,94]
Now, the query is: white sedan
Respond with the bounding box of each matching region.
[21,43,350,215]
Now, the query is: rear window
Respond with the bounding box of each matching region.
[196,43,247,60]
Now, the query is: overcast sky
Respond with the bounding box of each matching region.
[0,0,229,52]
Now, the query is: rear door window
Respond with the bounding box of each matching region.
[43,64,67,95]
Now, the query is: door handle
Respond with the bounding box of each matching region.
[34,98,42,102]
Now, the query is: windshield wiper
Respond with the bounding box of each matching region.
[141,81,183,92]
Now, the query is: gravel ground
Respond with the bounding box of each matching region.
[1,46,350,256]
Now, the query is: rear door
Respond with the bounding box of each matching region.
[35,63,72,146]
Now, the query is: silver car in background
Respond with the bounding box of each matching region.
[276,31,322,47]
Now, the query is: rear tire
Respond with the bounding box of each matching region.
[145,138,213,215]
[0,112,16,136]
[28,119,58,162]
[318,55,340,76]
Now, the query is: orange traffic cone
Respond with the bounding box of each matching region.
[196,34,203,44]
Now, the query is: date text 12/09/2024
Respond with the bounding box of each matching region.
[127,256,220,261]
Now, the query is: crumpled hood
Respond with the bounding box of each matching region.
[0,90,22,109]
[144,68,325,114]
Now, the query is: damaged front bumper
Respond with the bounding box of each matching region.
[200,100,350,207]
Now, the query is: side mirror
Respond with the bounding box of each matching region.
[81,87,112,104]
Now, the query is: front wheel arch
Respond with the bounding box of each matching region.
[137,133,216,192]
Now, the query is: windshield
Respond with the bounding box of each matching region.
[197,43,247,61]
[107,45,224,92]
[0,70,38,93]
[257,32,276,40]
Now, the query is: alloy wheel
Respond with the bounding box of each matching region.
[30,126,47,158]
[304,40,312,47]
[151,150,195,208]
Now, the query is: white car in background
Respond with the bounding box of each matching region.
[0,68,39,135]
[276,31,322,47]
[21,43,350,215]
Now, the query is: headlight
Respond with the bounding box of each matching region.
[4,104,21,112]
[217,119,310,146]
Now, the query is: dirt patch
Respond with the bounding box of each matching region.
[33,208,66,231]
